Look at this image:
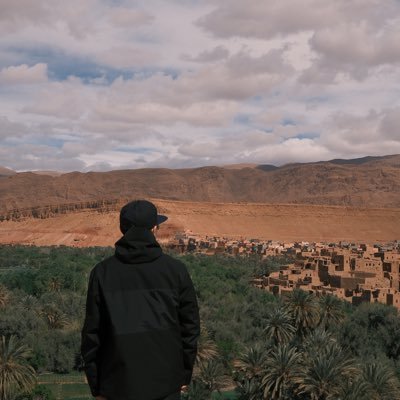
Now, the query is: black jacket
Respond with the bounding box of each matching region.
[81,226,200,400]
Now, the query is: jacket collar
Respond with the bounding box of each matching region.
[114,226,162,264]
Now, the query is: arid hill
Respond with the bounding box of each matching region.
[0,155,399,246]
[1,154,400,219]
[0,166,16,177]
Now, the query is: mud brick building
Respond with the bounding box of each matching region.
[259,243,400,309]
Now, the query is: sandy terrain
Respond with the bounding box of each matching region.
[1,199,399,247]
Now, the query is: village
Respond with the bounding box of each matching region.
[164,232,400,309]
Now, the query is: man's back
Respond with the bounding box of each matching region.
[81,220,200,400]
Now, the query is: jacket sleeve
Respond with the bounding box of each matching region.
[178,266,200,385]
[81,267,102,397]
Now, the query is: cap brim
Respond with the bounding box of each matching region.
[157,214,168,225]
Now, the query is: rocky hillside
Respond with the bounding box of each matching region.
[1,154,399,219]
[0,166,16,177]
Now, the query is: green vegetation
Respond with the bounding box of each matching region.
[15,374,90,400]
[1,245,400,399]
[0,336,36,400]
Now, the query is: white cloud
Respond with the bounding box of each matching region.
[182,45,230,63]
[199,0,400,82]
[0,116,29,139]
[20,77,97,119]
[0,63,48,85]
[176,132,332,166]
[301,21,400,82]
[0,0,53,32]
[198,0,335,39]
[198,0,399,40]
[93,100,239,127]
[0,0,400,171]
[0,142,86,171]
[107,8,154,28]
[380,108,400,140]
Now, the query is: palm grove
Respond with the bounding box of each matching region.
[1,246,400,399]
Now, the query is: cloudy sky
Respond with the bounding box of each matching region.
[1,0,400,171]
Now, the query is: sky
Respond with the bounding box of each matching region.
[1,0,400,172]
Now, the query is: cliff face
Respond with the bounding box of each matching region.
[0,154,399,221]
[0,199,122,221]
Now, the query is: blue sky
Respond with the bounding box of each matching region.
[0,0,400,171]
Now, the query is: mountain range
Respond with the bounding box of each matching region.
[1,154,400,245]
[1,154,399,217]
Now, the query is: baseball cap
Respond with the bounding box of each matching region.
[119,200,168,233]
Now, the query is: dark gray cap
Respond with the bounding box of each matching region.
[119,200,168,233]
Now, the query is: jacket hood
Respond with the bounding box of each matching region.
[114,226,163,264]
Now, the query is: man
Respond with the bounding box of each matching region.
[81,200,200,400]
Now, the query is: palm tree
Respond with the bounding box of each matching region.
[261,343,302,400]
[302,328,336,356]
[40,305,68,329]
[362,362,400,400]
[235,377,264,400]
[192,325,219,381]
[318,294,345,330]
[197,359,230,394]
[264,306,296,345]
[0,284,10,309]
[233,345,267,400]
[285,289,319,338]
[295,342,359,400]
[0,335,36,400]
[184,380,211,400]
[19,296,41,317]
[339,378,369,400]
[48,278,61,293]
[196,325,218,363]
[234,345,267,379]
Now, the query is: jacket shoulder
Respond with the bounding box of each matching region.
[161,254,193,289]
[161,253,187,270]
[89,255,115,275]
